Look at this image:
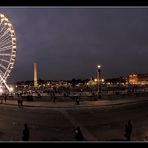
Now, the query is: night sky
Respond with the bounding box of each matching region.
[0,7,148,82]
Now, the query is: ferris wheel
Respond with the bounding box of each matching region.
[0,13,16,92]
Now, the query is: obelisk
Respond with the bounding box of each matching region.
[34,63,38,88]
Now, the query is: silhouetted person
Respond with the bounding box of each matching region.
[4,94,7,103]
[53,96,56,103]
[17,98,21,108]
[74,126,84,141]
[75,96,80,105]
[124,120,132,141]
[63,92,66,98]
[0,97,3,104]
[22,123,30,141]
[38,93,41,99]
[20,97,23,108]
[145,136,148,141]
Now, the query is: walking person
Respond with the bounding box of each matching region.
[124,120,133,141]
[22,123,30,141]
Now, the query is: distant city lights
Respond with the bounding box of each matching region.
[9,87,14,92]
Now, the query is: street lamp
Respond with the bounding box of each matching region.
[97,64,101,99]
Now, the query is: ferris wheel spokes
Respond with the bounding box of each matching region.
[0,13,16,92]
[0,75,10,92]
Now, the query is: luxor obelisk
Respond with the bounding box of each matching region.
[34,63,38,88]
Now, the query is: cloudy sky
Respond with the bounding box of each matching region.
[0,7,148,82]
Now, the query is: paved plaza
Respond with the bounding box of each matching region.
[0,96,147,141]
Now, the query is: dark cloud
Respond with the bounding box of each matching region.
[0,7,148,82]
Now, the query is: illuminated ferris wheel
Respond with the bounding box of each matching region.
[0,13,16,91]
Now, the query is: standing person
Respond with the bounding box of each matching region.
[75,96,80,105]
[22,123,30,141]
[145,136,148,141]
[53,91,56,103]
[124,120,133,141]
[74,126,84,141]
[20,96,23,108]
[53,96,56,103]
[17,97,20,108]
[4,93,7,103]
[0,96,3,104]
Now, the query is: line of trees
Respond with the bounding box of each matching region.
[15,77,127,86]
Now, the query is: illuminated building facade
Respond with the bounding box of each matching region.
[129,74,138,84]
[138,74,148,85]
[129,73,148,85]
